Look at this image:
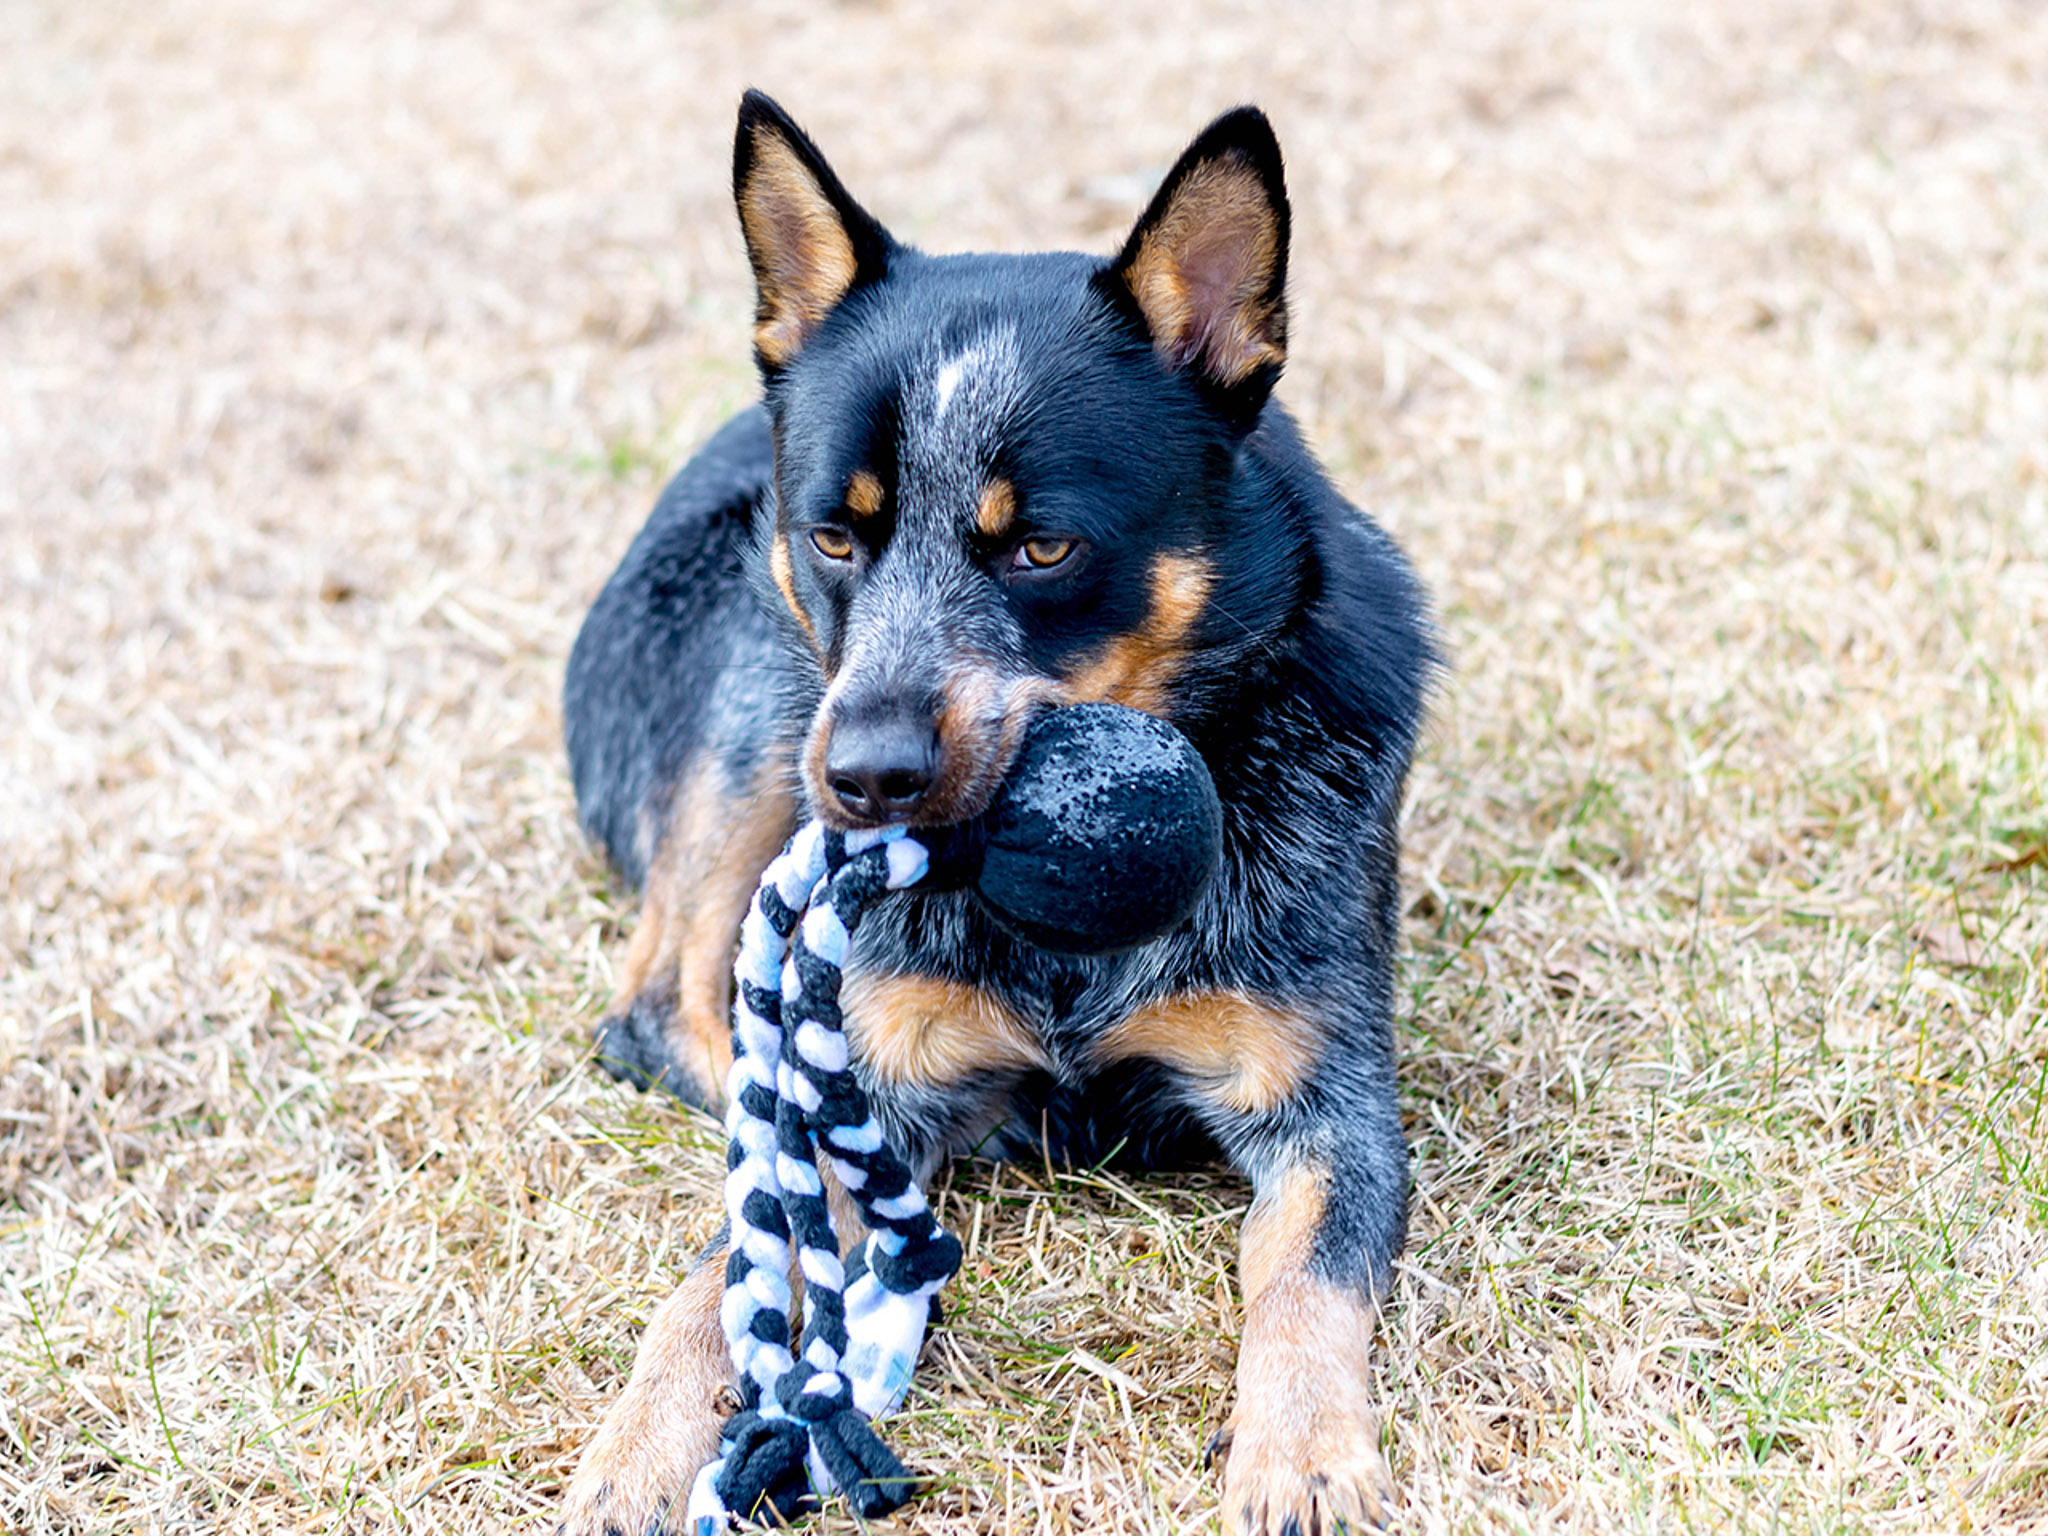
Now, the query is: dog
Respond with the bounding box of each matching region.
[557,91,1431,1536]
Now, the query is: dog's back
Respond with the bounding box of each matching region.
[564,406,783,891]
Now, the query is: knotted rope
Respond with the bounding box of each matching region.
[684,821,962,1528]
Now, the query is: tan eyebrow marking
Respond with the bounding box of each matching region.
[975,478,1017,538]
[845,469,885,520]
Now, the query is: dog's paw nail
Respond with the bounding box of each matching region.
[1203,1424,1234,1470]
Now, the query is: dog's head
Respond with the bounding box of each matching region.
[734,91,1297,830]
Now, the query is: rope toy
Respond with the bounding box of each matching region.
[685,703,1223,1529]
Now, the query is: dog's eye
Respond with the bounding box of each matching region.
[1014,536,1077,571]
[810,527,856,561]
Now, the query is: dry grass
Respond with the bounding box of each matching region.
[3,1,2045,1532]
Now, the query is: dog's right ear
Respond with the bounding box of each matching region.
[1105,107,1290,425]
[733,91,892,373]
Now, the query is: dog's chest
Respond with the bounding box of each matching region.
[844,890,1194,1087]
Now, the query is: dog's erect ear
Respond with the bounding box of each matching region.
[1108,107,1290,413]
[733,90,891,372]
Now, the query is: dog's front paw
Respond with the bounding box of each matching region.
[558,1262,738,1536]
[592,986,714,1109]
[1217,1409,1395,1536]
[1218,1272,1396,1535]
[556,1394,729,1536]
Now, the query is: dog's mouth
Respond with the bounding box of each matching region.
[802,668,1060,833]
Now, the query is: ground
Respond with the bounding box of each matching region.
[2,2,2045,1532]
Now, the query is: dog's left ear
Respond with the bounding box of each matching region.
[1107,107,1290,419]
[733,90,893,373]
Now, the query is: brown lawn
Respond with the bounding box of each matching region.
[3,2,2045,1532]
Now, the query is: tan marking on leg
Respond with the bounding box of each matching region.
[610,851,683,1028]
[824,1159,867,1251]
[844,468,885,521]
[842,973,1048,1086]
[974,478,1016,538]
[1219,1166,1395,1534]
[607,754,798,1105]
[1237,1162,1328,1305]
[768,531,821,654]
[1093,990,1318,1115]
[559,1250,736,1536]
[1061,552,1213,716]
[672,768,799,1099]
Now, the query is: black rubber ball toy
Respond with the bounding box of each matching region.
[948,703,1223,955]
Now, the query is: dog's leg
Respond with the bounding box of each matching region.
[558,1168,881,1534]
[594,758,796,1108]
[1216,1150,1400,1536]
[558,1240,736,1536]
[1094,989,1405,1532]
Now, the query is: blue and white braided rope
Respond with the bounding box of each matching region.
[685,821,962,1528]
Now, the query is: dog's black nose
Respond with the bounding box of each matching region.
[825,714,939,823]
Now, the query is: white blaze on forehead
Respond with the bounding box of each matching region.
[932,353,970,419]
[903,326,1025,483]
[928,330,1017,422]
[833,325,1033,686]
